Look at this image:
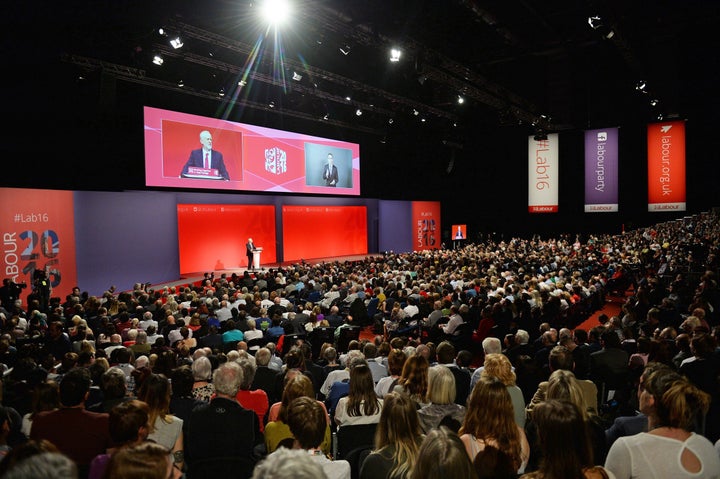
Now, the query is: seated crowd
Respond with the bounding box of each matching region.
[0,211,718,478]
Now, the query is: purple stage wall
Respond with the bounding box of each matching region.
[74,190,412,295]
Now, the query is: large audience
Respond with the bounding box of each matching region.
[0,211,718,478]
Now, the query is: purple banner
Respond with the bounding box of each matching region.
[584,128,619,212]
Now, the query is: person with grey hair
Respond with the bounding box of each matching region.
[236,358,269,432]
[185,362,262,477]
[3,452,78,479]
[87,366,130,413]
[252,347,278,400]
[191,356,215,402]
[129,329,151,356]
[139,310,158,332]
[320,349,364,397]
[252,447,328,479]
[469,337,504,389]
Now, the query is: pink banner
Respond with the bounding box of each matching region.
[528,134,559,213]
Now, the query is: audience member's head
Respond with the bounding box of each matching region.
[212,361,244,398]
[58,367,92,407]
[251,447,326,479]
[411,426,478,479]
[105,441,180,479]
[286,396,327,450]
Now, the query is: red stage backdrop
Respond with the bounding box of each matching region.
[0,188,77,300]
[281,206,367,262]
[412,201,441,251]
[177,204,277,274]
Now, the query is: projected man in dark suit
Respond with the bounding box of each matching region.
[322,153,339,187]
[181,130,230,180]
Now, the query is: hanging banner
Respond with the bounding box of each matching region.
[0,188,77,305]
[411,201,441,251]
[647,121,686,212]
[528,133,559,213]
[584,128,619,212]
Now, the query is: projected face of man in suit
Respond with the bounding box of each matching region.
[200,131,213,151]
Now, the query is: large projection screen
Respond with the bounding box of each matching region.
[145,107,360,195]
[282,205,368,262]
[177,204,277,274]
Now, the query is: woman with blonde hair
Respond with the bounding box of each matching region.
[460,377,529,474]
[480,353,526,427]
[418,365,466,433]
[360,392,424,479]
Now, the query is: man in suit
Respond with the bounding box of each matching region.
[589,329,630,406]
[185,362,262,475]
[322,153,338,187]
[181,130,230,180]
[246,238,256,270]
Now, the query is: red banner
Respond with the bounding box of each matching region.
[0,188,77,302]
[412,201,441,251]
[647,121,686,212]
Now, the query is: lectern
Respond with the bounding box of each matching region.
[252,247,263,270]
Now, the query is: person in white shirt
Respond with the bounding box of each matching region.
[334,363,383,428]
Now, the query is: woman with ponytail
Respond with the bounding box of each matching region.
[605,368,720,478]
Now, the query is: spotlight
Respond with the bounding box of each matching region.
[170,36,184,49]
[218,88,225,97]
[587,16,602,30]
[269,101,275,108]
[650,99,659,107]
[412,109,419,116]
[355,109,363,116]
[238,80,247,87]
[390,48,402,62]
[340,45,351,55]
[657,113,664,120]
[158,27,167,36]
[457,95,465,104]
[292,71,302,81]
[152,54,164,66]
[322,113,329,120]
[388,118,394,125]
[635,80,647,91]
[588,16,614,39]
[177,79,184,87]
[345,96,351,102]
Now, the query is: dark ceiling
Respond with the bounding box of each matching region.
[36,0,719,130]
[5,0,720,233]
